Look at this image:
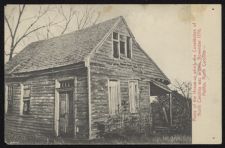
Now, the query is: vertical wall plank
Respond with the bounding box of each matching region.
[54,79,60,136]
[19,83,24,115]
[73,76,77,137]
[87,59,92,139]
[5,84,8,114]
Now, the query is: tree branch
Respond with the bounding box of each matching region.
[4,15,14,40]
[58,5,76,35]
[174,80,187,98]
[12,25,47,52]
[5,5,101,61]
[13,5,25,39]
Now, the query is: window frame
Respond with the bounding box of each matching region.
[22,85,31,115]
[108,79,121,115]
[112,32,132,59]
[112,32,120,58]
[23,100,30,115]
[113,40,119,58]
[113,32,119,40]
[60,80,75,88]
[119,35,127,56]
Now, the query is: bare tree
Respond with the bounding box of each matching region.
[173,80,192,118]
[4,5,55,61]
[56,5,77,35]
[5,5,101,62]
[43,5,101,38]
[55,5,101,35]
[75,6,100,30]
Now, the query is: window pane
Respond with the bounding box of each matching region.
[113,41,119,58]
[113,32,118,40]
[24,89,30,98]
[23,100,30,114]
[120,41,125,54]
[60,80,74,88]
[60,100,66,116]
[120,35,125,41]
[127,37,131,58]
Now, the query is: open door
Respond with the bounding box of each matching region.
[59,91,74,137]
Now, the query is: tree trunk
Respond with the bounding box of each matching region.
[9,49,14,61]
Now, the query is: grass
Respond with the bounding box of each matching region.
[5,131,50,145]
[90,134,191,144]
[5,131,191,145]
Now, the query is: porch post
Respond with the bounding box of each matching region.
[54,80,60,136]
[169,93,172,126]
[85,56,92,139]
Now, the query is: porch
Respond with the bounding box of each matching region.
[148,80,173,132]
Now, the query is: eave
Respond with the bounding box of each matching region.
[5,62,86,82]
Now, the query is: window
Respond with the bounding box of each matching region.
[120,41,125,54]
[113,32,118,40]
[129,81,138,113]
[112,32,132,59]
[127,37,132,58]
[23,86,31,115]
[113,41,119,58]
[108,80,120,115]
[113,32,119,58]
[60,80,74,88]
[7,85,14,113]
[120,35,126,55]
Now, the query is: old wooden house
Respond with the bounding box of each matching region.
[5,16,172,140]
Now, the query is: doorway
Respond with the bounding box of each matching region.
[59,91,74,137]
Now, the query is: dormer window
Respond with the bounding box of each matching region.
[112,32,132,59]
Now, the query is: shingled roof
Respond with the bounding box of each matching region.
[5,16,170,84]
[5,17,120,74]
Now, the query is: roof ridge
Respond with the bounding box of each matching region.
[5,16,121,74]
[60,16,122,63]
[33,16,122,43]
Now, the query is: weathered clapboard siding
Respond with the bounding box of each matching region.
[5,66,89,139]
[90,75,109,137]
[54,68,89,139]
[7,84,21,115]
[5,17,169,141]
[89,21,158,138]
[5,75,56,138]
[138,81,151,112]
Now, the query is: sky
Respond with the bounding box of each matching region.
[5,4,193,83]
